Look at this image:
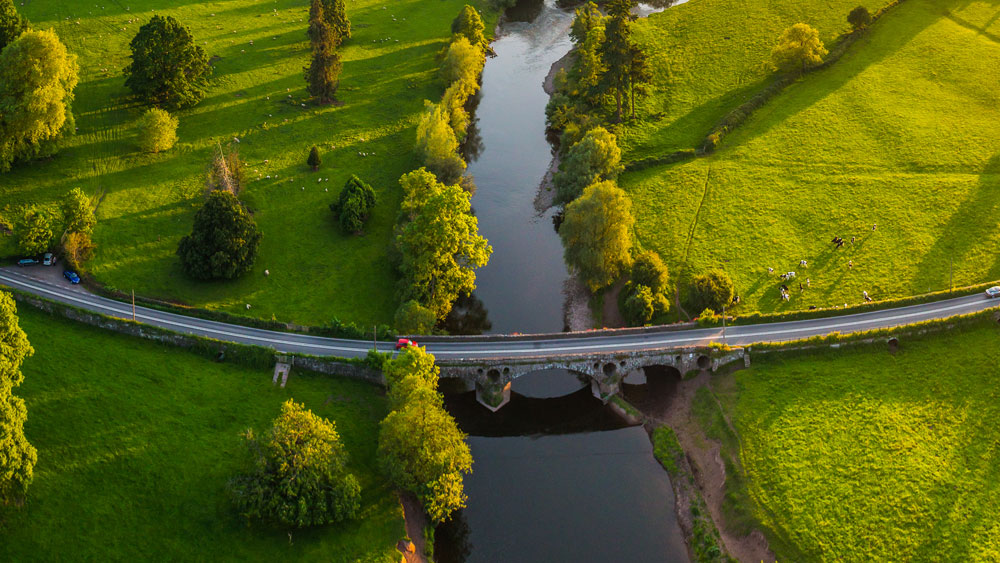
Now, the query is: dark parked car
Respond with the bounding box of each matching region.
[63,270,81,284]
[17,258,38,267]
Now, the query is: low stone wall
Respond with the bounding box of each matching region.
[11,291,384,386]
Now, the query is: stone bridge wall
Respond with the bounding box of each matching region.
[437,346,745,410]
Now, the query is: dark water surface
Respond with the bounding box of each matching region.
[437,0,691,560]
[463,0,575,335]
[437,369,690,563]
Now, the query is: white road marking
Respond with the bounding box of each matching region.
[0,271,993,358]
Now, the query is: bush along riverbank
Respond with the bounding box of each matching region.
[392,5,494,335]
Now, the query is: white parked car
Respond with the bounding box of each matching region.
[986,286,1000,299]
[43,253,56,266]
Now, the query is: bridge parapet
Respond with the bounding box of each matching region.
[437,346,745,410]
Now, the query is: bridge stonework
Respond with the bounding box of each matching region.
[436,346,745,411]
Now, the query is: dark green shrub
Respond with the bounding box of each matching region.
[330,175,376,234]
[690,270,734,314]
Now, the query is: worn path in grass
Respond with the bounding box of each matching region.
[0,304,402,562]
[622,0,1000,314]
[710,321,1000,561]
[0,0,496,326]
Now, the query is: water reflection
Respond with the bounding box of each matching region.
[441,293,493,335]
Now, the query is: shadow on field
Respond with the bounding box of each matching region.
[914,152,1000,288]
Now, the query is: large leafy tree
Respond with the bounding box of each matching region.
[393,300,437,336]
[61,187,95,235]
[395,169,492,320]
[229,400,361,528]
[554,126,623,204]
[0,0,29,53]
[15,206,53,256]
[0,291,37,506]
[559,180,635,291]
[598,0,635,122]
[771,23,827,73]
[416,102,466,184]
[176,190,262,280]
[690,269,735,313]
[377,347,471,524]
[0,29,79,172]
[329,175,376,234]
[124,15,211,109]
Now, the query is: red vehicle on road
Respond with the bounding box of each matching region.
[395,338,417,350]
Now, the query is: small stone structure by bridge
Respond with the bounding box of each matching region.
[437,346,745,410]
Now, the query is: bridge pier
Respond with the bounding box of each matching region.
[475,380,511,412]
[590,377,620,402]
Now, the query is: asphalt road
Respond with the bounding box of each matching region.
[1,267,997,360]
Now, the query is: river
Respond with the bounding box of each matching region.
[436,0,691,560]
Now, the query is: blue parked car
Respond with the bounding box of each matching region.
[63,270,81,284]
[17,258,38,267]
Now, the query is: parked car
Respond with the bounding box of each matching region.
[395,338,417,350]
[986,286,1000,299]
[43,253,56,266]
[17,258,38,267]
[63,270,81,284]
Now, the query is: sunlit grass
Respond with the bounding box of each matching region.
[718,322,1000,560]
[0,304,401,561]
[1,0,496,326]
[622,0,1000,313]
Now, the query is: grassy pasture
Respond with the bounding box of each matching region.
[0,303,401,562]
[714,321,1000,561]
[622,0,1000,314]
[621,0,888,160]
[0,0,495,326]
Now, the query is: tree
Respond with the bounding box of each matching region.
[554,127,623,204]
[690,269,734,313]
[229,400,361,528]
[598,0,635,122]
[394,300,437,336]
[570,2,604,46]
[307,145,322,171]
[848,6,872,31]
[206,143,245,196]
[559,180,635,291]
[0,291,36,506]
[0,29,79,172]
[60,231,96,270]
[771,23,827,73]
[631,250,668,294]
[61,187,95,235]
[15,206,53,256]
[321,0,351,46]
[137,108,178,153]
[330,175,376,234]
[395,169,492,319]
[451,5,486,51]
[440,36,482,86]
[378,348,471,524]
[0,0,29,53]
[304,16,342,104]
[176,190,262,280]
[124,15,211,109]
[416,102,466,185]
[623,284,656,326]
[383,346,441,410]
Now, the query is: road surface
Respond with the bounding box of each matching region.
[1,268,997,360]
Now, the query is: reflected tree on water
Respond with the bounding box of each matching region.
[442,293,493,335]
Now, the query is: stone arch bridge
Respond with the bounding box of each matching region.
[435,346,746,410]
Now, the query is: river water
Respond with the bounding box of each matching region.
[436,1,691,560]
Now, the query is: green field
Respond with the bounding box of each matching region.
[621,0,887,159]
[0,302,402,561]
[0,0,495,326]
[622,0,1000,314]
[710,321,1000,560]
